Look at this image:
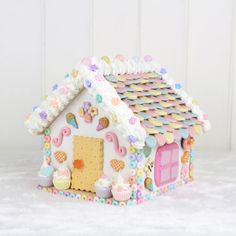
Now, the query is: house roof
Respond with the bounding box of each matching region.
[25,55,210,149]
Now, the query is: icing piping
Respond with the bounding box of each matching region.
[105,131,127,157]
[52,126,71,147]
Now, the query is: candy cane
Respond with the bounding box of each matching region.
[105,131,127,157]
[52,126,71,147]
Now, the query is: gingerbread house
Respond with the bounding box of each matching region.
[25,55,210,206]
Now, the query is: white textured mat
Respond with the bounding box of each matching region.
[0,151,235,236]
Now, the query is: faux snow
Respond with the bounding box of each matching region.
[0,151,235,236]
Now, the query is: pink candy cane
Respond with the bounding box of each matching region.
[52,126,71,147]
[105,131,127,157]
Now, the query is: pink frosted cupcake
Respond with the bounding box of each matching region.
[95,174,112,199]
[112,173,132,202]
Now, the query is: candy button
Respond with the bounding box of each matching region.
[130,169,136,175]
[128,146,136,153]
[99,198,105,204]
[84,79,92,88]
[164,132,174,144]
[130,161,137,169]
[137,191,142,199]
[112,200,119,206]
[44,136,51,142]
[137,177,142,184]
[136,153,142,162]
[106,199,112,204]
[119,202,126,207]
[44,149,51,157]
[44,143,51,149]
[129,154,136,161]
[145,135,157,148]
[137,168,142,176]
[129,176,137,184]
[131,191,137,199]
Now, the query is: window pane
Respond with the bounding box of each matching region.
[161,151,171,165]
[171,165,178,179]
[161,168,170,182]
[172,149,179,162]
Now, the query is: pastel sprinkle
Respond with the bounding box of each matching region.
[95,74,105,82]
[160,68,167,74]
[129,116,137,125]
[144,55,152,62]
[52,84,58,91]
[39,111,47,120]
[101,56,110,64]
[175,83,182,89]
[81,57,91,66]
[89,64,98,72]
[128,135,137,143]
[115,54,125,61]
[96,94,103,103]
[84,79,92,88]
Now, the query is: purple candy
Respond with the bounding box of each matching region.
[136,153,142,162]
[39,111,47,120]
[83,101,91,112]
[89,64,98,72]
[84,79,92,88]
[128,135,137,143]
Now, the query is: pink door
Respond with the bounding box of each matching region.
[154,143,179,187]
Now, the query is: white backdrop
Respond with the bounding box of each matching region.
[0,0,235,152]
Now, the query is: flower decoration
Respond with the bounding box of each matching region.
[89,64,98,72]
[84,79,92,88]
[88,107,98,117]
[39,111,47,120]
[144,55,152,62]
[129,116,137,125]
[95,74,105,82]
[78,101,98,123]
[128,135,136,143]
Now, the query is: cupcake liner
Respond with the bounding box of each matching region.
[53,179,71,190]
[38,176,53,187]
[112,188,132,202]
[95,186,112,199]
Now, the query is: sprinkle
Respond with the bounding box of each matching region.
[95,74,105,82]
[81,57,91,67]
[203,114,209,120]
[160,68,167,74]
[52,84,58,91]
[90,64,98,72]
[101,56,110,64]
[32,106,38,111]
[144,55,152,62]
[115,54,125,62]
[96,94,103,103]
[59,85,69,94]
[83,101,91,112]
[64,73,69,78]
[129,116,137,125]
[39,111,47,120]
[111,97,120,106]
[175,83,182,89]
[84,79,92,88]
[128,135,137,143]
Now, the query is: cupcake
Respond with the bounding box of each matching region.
[53,166,71,190]
[95,174,112,198]
[112,173,132,202]
[38,160,54,187]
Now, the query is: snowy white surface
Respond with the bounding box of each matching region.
[0,151,236,236]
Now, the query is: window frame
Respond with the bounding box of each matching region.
[154,143,180,187]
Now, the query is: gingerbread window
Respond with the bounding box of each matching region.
[154,143,179,187]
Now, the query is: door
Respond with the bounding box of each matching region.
[154,143,179,187]
[71,136,104,193]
